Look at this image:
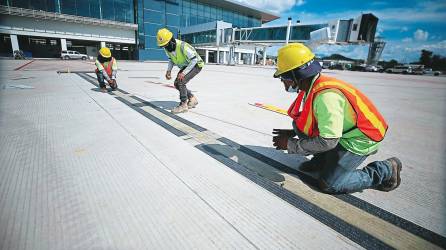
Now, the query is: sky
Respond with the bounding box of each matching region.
[234,0,446,63]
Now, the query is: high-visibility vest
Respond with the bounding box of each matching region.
[165,39,204,68]
[95,57,115,77]
[287,75,388,142]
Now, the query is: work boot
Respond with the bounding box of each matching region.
[188,96,198,109]
[100,86,107,93]
[171,102,188,114]
[377,157,402,192]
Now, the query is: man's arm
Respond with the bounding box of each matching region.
[111,59,118,80]
[95,59,110,81]
[167,59,174,72]
[287,137,339,155]
[182,45,198,75]
[287,90,346,155]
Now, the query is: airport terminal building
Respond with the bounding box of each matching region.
[0,0,278,62]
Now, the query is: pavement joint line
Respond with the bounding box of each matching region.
[76,72,446,248]
[14,60,35,71]
[218,137,446,248]
[196,144,391,250]
[72,75,259,249]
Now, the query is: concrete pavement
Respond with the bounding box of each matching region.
[1,59,445,249]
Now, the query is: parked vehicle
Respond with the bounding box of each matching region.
[423,68,441,76]
[386,65,412,74]
[409,64,425,75]
[61,50,88,60]
[329,64,346,70]
[350,65,366,71]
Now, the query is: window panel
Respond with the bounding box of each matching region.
[204,4,210,18]
[166,0,179,14]
[144,9,164,24]
[197,3,203,16]
[60,0,77,15]
[145,36,159,49]
[114,0,133,22]
[143,0,165,11]
[166,13,180,26]
[101,0,115,20]
[190,0,197,15]
[144,23,162,36]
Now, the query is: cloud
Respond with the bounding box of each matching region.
[422,40,446,50]
[380,40,446,62]
[400,26,409,32]
[280,1,446,25]
[414,29,429,41]
[232,0,302,14]
[402,37,413,43]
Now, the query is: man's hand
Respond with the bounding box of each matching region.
[273,135,289,150]
[272,129,296,138]
[109,79,117,88]
[177,72,185,82]
[107,79,113,85]
[165,71,172,80]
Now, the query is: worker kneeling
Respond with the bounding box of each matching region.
[272,43,402,194]
[157,28,204,114]
[95,47,118,93]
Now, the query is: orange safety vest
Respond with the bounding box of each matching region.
[288,75,388,142]
[95,57,115,77]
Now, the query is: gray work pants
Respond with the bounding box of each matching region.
[174,65,202,103]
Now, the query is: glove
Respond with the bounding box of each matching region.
[272,134,289,150]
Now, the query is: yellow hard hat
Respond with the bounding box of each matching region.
[99,47,111,58]
[274,43,315,77]
[157,28,173,47]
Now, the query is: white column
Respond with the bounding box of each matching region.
[262,47,267,66]
[223,51,227,64]
[205,50,209,63]
[60,38,67,51]
[100,41,106,48]
[238,52,242,64]
[10,34,19,52]
[216,47,220,64]
[251,52,255,65]
[286,17,292,44]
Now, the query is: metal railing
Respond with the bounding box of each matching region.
[0,5,138,30]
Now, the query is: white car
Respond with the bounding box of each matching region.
[423,68,441,76]
[61,50,88,60]
[386,65,412,74]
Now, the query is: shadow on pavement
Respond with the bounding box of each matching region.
[151,100,179,109]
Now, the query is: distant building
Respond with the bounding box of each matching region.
[0,0,278,62]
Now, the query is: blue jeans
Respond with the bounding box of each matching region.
[311,144,393,193]
[96,71,106,88]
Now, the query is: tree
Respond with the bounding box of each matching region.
[431,54,446,71]
[419,49,433,67]
[378,59,398,69]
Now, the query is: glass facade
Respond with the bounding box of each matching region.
[1,0,266,60]
[180,0,260,28]
[4,0,134,23]
[234,24,326,42]
[137,0,263,60]
[182,30,216,44]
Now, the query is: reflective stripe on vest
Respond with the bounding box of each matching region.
[96,57,115,77]
[166,39,204,68]
[287,75,388,142]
